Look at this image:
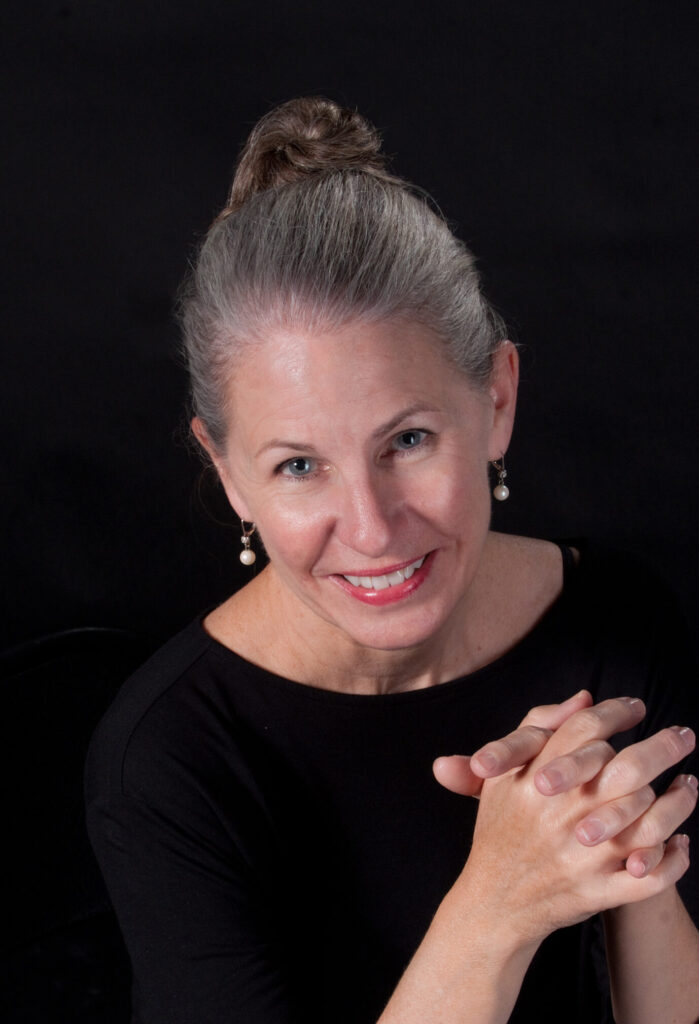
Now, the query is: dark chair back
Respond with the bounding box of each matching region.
[0,628,153,1023]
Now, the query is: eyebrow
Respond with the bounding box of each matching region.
[254,403,439,458]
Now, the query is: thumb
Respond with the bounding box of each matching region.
[433,755,483,797]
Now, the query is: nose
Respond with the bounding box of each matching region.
[334,468,400,559]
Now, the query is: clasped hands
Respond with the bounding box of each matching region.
[433,690,697,942]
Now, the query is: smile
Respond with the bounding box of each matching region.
[342,556,426,590]
[330,551,434,607]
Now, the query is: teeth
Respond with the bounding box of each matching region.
[342,556,425,590]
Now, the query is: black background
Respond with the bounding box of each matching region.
[3,0,698,653]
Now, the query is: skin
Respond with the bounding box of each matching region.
[197,319,538,692]
[193,317,699,1021]
[430,695,699,1024]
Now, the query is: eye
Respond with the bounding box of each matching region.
[390,429,430,452]
[279,456,318,479]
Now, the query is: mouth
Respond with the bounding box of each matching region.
[330,552,433,606]
[341,555,426,591]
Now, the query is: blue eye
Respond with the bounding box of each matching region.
[391,429,429,451]
[280,456,317,478]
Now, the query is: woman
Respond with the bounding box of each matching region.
[86,98,699,1023]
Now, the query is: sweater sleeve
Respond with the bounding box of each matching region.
[84,647,303,1024]
[86,792,295,1023]
[584,545,699,922]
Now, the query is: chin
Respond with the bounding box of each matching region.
[322,592,460,654]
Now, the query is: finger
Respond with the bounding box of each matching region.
[575,784,656,845]
[534,739,616,795]
[611,834,690,905]
[519,689,593,731]
[611,774,698,850]
[437,692,594,787]
[470,725,553,778]
[470,690,594,779]
[433,755,483,797]
[625,843,665,878]
[535,697,646,762]
[625,834,691,878]
[595,728,696,801]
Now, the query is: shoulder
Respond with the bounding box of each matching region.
[564,540,697,720]
[85,618,241,804]
[489,534,693,694]
[568,539,682,633]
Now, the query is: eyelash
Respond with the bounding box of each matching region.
[275,429,433,481]
[278,456,321,480]
[389,429,431,455]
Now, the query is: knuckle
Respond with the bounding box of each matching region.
[493,736,515,759]
[603,801,629,833]
[553,752,575,775]
[603,753,639,788]
[634,816,660,847]
[568,708,603,738]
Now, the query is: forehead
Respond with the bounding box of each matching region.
[224,318,479,449]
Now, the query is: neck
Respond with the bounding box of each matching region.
[204,534,566,696]
[218,553,496,697]
[266,604,473,696]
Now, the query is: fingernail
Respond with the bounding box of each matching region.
[537,767,565,794]
[682,774,698,790]
[677,834,690,850]
[620,697,643,709]
[636,855,650,877]
[578,818,605,844]
[474,751,498,772]
[671,726,696,747]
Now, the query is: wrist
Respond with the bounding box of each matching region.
[450,860,546,961]
[381,885,540,1024]
[436,874,543,988]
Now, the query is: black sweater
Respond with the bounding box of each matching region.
[85,543,699,1023]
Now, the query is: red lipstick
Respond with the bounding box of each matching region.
[330,551,434,606]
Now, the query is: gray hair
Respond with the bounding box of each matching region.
[179,169,506,452]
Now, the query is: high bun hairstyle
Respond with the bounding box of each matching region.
[180,97,507,451]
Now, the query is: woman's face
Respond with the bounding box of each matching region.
[204,319,518,653]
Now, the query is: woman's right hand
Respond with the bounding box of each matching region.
[450,697,696,948]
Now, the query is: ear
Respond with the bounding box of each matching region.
[487,340,519,460]
[191,417,253,522]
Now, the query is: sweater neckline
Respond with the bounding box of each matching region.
[198,540,584,705]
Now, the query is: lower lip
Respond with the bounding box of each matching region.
[330,552,435,606]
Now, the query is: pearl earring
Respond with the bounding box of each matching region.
[491,455,509,501]
[239,520,257,565]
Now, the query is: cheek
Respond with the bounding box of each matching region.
[415,448,491,525]
[255,497,331,568]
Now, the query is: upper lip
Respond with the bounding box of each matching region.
[332,554,428,578]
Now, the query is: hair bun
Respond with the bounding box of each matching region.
[221,97,390,216]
